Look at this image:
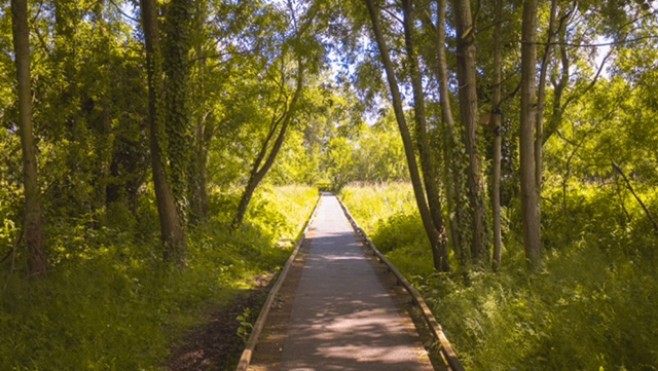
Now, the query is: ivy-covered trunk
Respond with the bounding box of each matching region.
[140,0,186,266]
[11,0,47,276]
[163,0,194,211]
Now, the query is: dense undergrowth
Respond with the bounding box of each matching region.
[0,185,317,370]
[341,182,658,370]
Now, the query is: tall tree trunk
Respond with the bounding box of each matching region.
[141,0,186,266]
[434,0,466,269]
[520,0,542,269]
[11,0,47,276]
[232,57,304,227]
[401,0,449,272]
[491,0,504,271]
[364,0,448,272]
[452,0,487,265]
[163,0,193,210]
[189,1,211,224]
[534,0,559,201]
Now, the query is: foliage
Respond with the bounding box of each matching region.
[0,0,657,368]
[341,182,658,370]
[0,185,317,370]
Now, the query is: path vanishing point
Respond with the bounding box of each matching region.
[246,193,435,370]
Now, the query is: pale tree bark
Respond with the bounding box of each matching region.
[452,0,487,264]
[520,0,542,269]
[436,0,464,263]
[401,0,449,272]
[232,57,304,228]
[364,0,448,272]
[491,0,503,271]
[422,0,467,269]
[11,0,47,276]
[141,0,187,266]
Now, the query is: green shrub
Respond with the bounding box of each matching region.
[341,181,658,370]
[0,185,318,370]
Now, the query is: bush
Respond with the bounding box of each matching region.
[0,185,318,370]
[341,181,658,370]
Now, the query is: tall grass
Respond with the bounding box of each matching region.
[340,182,658,370]
[0,185,318,370]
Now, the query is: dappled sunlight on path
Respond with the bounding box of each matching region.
[250,194,433,370]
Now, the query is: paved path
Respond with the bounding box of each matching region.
[250,194,434,370]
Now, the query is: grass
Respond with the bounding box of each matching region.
[340,182,658,370]
[0,184,318,370]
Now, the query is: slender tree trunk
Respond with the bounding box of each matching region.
[543,9,570,145]
[190,112,213,223]
[233,58,304,227]
[612,161,658,235]
[189,1,211,224]
[364,0,447,272]
[11,0,47,276]
[452,0,486,265]
[534,0,559,203]
[491,0,504,271]
[141,0,186,266]
[402,0,449,272]
[434,0,466,269]
[520,0,542,269]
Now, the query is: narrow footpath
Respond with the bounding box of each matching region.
[248,194,434,370]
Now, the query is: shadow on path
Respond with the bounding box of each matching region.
[250,195,433,371]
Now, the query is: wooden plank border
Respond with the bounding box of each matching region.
[337,198,465,371]
[235,193,322,371]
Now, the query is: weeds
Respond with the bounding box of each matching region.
[341,182,658,370]
[0,185,317,370]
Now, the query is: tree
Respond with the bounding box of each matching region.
[452,0,487,264]
[140,0,187,266]
[427,0,467,269]
[11,0,47,276]
[163,0,194,213]
[491,0,504,271]
[233,55,305,227]
[188,0,215,223]
[401,0,449,271]
[363,0,449,272]
[232,0,320,227]
[520,0,542,269]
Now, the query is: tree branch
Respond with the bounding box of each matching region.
[612,161,658,235]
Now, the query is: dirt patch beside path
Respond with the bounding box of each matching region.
[167,285,269,370]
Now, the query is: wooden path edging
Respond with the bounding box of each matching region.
[337,198,465,371]
[235,194,322,371]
